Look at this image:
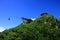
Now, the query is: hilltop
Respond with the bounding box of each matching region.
[0,13,60,40]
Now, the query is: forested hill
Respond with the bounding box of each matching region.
[0,13,60,40]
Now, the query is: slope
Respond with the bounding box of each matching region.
[0,13,60,40]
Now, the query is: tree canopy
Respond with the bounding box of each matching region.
[0,13,60,40]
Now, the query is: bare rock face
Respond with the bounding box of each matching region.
[21,17,33,23]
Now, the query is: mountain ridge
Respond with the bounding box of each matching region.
[0,13,60,40]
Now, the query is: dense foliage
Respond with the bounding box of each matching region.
[0,13,60,40]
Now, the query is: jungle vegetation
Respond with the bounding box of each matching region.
[0,13,60,40]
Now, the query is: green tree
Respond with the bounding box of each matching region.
[0,13,60,40]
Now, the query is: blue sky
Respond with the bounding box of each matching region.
[0,0,60,31]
